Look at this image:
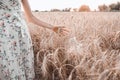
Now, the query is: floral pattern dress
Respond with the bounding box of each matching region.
[0,0,35,80]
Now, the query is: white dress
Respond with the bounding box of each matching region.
[0,0,35,80]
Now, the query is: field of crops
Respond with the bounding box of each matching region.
[28,12,120,80]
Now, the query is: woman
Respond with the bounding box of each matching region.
[0,0,70,80]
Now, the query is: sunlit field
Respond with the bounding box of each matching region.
[28,12,120,80]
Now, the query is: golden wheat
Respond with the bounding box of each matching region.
[28,12,120,80]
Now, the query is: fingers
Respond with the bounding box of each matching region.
[54,26,71,36]
[62,30,70,35]
[62,28,71,33]
[58,28,70,36]
[61,27,70,33]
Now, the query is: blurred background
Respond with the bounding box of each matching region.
[28,0,120,12]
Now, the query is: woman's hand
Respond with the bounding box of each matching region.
[52,26,70,36]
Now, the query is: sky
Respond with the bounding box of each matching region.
[28,0,120,11]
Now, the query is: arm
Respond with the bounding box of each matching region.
[21,0,70,36]
[21,0,53,30]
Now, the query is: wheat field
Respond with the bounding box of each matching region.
[28,12,120,80]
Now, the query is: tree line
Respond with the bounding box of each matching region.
[34,2,120,12]
[98,2,120,12]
